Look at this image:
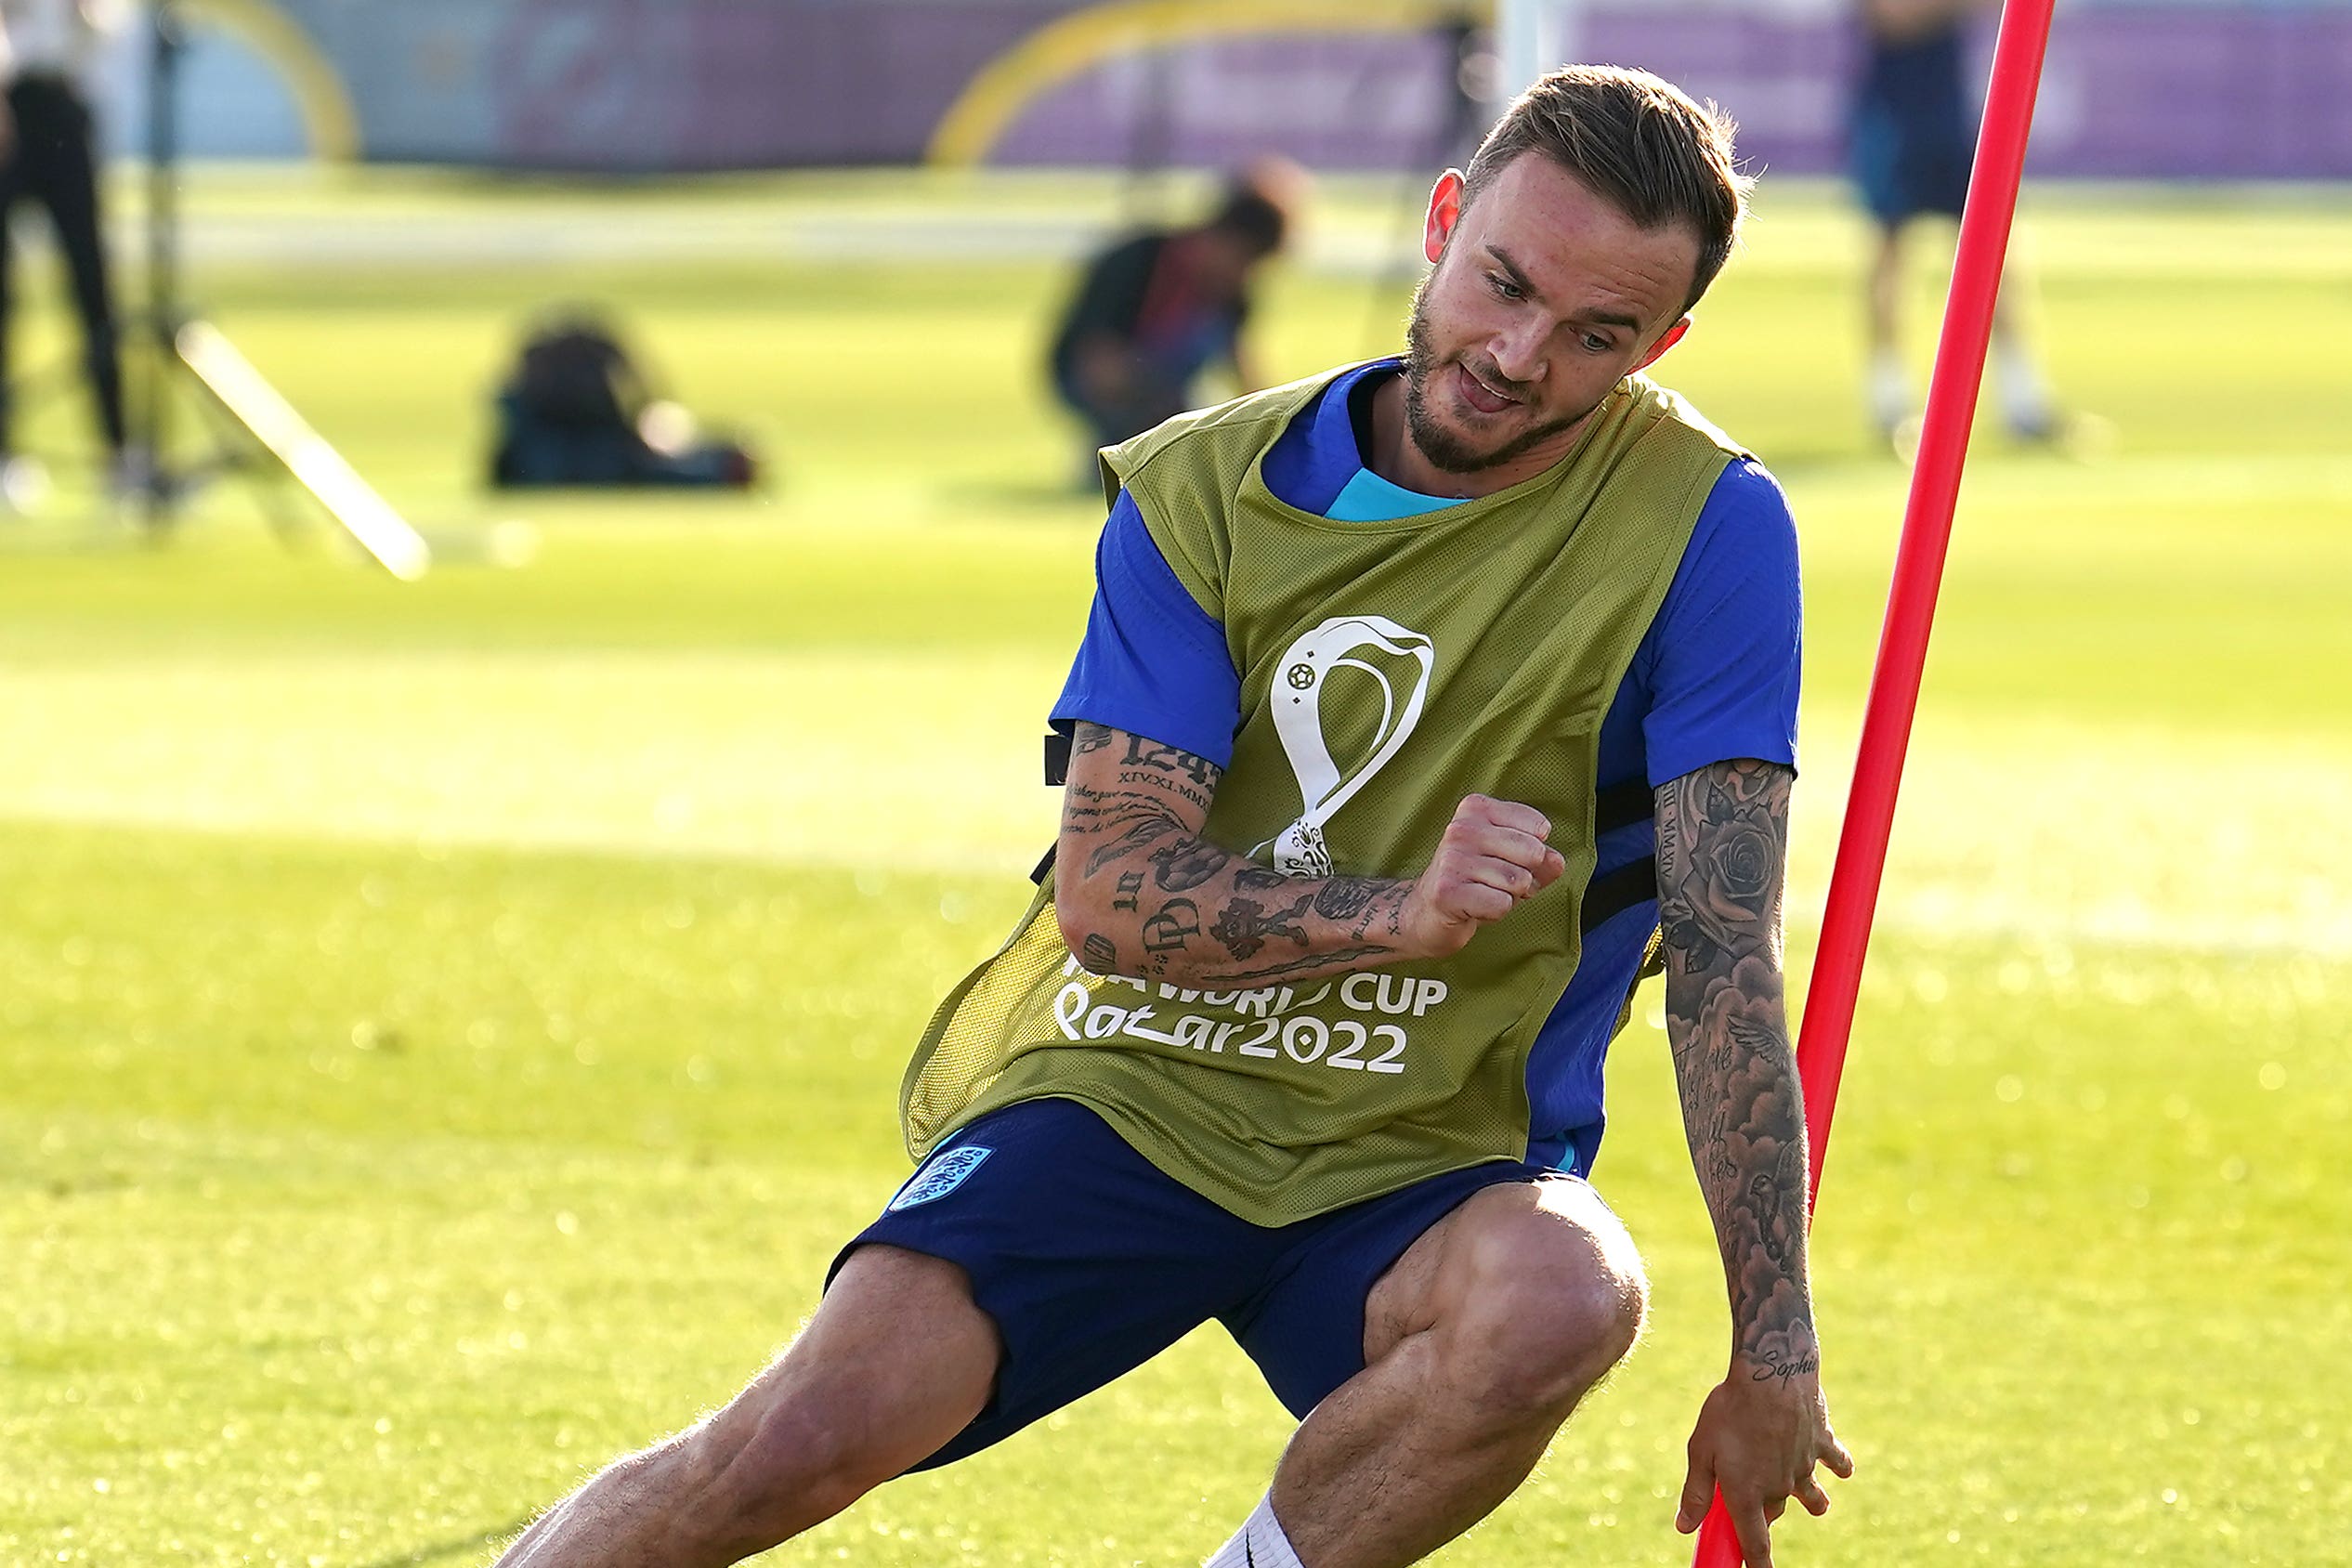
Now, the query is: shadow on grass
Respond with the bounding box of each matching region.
[352,1514,534,1568]
[935,475,1102,516]
[1744,441,1893,476]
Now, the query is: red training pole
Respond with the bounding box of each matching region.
[1689,1,2058,1562]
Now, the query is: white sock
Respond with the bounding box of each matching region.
[1997,339,2054,432]
[1205,1493,1306,1568]
[1867,347,1913,433]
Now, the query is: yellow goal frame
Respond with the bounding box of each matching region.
[926,0,1484,168]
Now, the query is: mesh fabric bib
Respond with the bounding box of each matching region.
[900,367,1743,1224]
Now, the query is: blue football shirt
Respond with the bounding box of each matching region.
[1052,359,1801,1173]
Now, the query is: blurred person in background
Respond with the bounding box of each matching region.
[0,0,137,511]
[1850,0,2060,450]
[1048,160,1301,461]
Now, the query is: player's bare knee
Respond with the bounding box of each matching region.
[1549,1250,1648,1379]
[1548,1211,1649,1381]
[1449,1278,1640,1427]
[1440,1195,1648,1421]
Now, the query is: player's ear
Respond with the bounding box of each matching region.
[1633,315,1692,371]
[1423,171,1465,264]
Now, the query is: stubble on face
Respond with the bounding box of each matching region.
[1400,270,1613,477]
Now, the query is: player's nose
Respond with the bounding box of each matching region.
[1486,324,1545,390]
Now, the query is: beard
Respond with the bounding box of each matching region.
[1401,277,1609,477]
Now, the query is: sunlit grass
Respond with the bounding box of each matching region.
[2,171,2346,1566]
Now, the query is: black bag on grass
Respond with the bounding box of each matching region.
[490,316,758,490]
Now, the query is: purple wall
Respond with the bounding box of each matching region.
[993,31,1473,171]
[991,7,2352,182]
[1572,6,2352,182]
[304,0,1079,171]
[287,0,2352,179]
[2033,7,2352,178]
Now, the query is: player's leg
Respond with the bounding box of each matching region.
[1222,1175,1646,1568]
[500,1096,1261,1568]
[33,85,128,462]
[1849,97,1916,443]
[494,1242,998,1568]
[1864,222,1911,438]
[1989,253,2058,439]
[0,85,27,477]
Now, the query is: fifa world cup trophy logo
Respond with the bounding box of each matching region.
[1255,615,1436,875]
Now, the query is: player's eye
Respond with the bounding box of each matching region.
[1581,333,1614,354]
[1487,272,1523,302]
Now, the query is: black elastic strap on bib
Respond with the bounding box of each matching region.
[1583,780,1657,934]
[1593,778,1653,835]
[1038,729,1074,883]
[1579,856,1658,934]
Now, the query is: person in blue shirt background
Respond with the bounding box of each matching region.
[1849,0,2066,450]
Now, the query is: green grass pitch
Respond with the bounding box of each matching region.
[2,169,2347,1565]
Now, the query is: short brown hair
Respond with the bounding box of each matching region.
[1460,64,1751,315]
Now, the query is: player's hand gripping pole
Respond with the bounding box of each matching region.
[1689,1,2058,1561]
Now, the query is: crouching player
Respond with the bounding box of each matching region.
[493,64,1850,1568]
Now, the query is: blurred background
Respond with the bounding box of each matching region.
[4,2,2347,1565]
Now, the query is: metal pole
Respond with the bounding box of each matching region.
[1688,0,2058,1561]
[140,0,181,522]
[1492,0,1585,106]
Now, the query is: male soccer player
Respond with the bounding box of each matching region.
[495,65,1849,1568]
[1849,0,2059,447]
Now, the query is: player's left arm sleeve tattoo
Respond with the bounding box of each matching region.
[1655,758,1823,1385]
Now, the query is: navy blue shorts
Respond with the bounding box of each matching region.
[1850,98,1972,226]
[830,1097,1567,1471]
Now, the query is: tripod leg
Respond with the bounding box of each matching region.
[176,320,429,578]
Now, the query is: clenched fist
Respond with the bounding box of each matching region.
[1398,794,1566,960]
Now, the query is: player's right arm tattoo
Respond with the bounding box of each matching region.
[1058,722,1416,986]
[1654,759,1823,1388]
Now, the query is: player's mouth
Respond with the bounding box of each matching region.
[1454,360,1524,416]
